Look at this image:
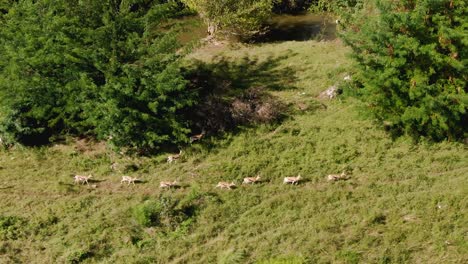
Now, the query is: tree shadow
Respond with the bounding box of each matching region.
[180,52,298,137]
[184,52,297,93]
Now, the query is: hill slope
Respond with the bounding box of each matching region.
[1,40,467,263]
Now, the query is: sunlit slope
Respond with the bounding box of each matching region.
[0,40,467,263]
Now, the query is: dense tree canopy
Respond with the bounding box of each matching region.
[341,0,467,141]
[0,0,194,151]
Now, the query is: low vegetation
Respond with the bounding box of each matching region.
[1,40,467,263]
[0,1,466,263]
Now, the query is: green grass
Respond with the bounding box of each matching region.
[1,40,467,263]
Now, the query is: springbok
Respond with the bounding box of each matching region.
[160,180,179,189]
[121,176,139,185]
[327,171,348,181]
[74,174,92,185]
[283,175,302,185]
[167,150,182,163]
[110,162,118,171]
[243,175,261,184]
[215,181,236,189]
[189,131,205,143]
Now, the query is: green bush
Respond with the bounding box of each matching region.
[133,200,163,227]
[132,194,201,230]
[340,0,467,141]
[181,0,275,40]
[0,0,194,151]
[0,215,25,240]
[308,0,361,13]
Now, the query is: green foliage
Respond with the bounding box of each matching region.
[0,40,467,263]
[308,0,362,12]
[0,0,193,150]
[340,0,468,141]
[272,0,313,14]
[181,0,275,40]
[0,215,25,240]
[132,195,200,231]
[65,249,92,264]
[133,200,163,227]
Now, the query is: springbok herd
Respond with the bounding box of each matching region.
[73,172,349,189]
[74,146,349,188]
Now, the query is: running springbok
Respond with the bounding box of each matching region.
[74,174,92,185]
[327,171,348,181]
[189,131,205,143]
[243,175,261,184]
[167,150,182,163]
[160,180,179,188]
[283,175,302,185]
[121,176,139,185]
[215,181,236,189]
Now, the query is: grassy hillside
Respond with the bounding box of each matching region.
[1,40,467,263]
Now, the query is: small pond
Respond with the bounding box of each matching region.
[177,13,337,44]
[260,13,337,42]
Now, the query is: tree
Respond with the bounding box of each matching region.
[181,0,275,40]
[0,0,194,151]
[340,0,467,141]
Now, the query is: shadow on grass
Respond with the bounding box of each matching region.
[184,52,297,94]
[180,52,298,148]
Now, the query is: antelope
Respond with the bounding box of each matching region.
[74,174,92,185]
[327,171,348,181]
[167,150,182,163]
[121,176,139,185]
[215,181,236,189]
[160,180,179,189]
[189,131,205,143]
[243,175,261,184]
[110,162,119,171]
[283,175,302,185]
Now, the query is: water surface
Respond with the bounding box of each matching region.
[177,13,337,44]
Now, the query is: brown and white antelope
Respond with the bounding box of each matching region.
[215,181,236,189]
[160,180,179,189]
[243,175,261,184]
[121,176,139,185]
[283,175,302,185]
[189,131,205,143]
[74,174,92,185]
[167,150,182,163]
[327,171,348,181]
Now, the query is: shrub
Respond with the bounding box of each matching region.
[340,0,467,141]
[132,194,202,231]
[0,215,25,240]
[231,87,286,124]
[133,200,163,227]
[181,0,275,41]
[0,0,194,151]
